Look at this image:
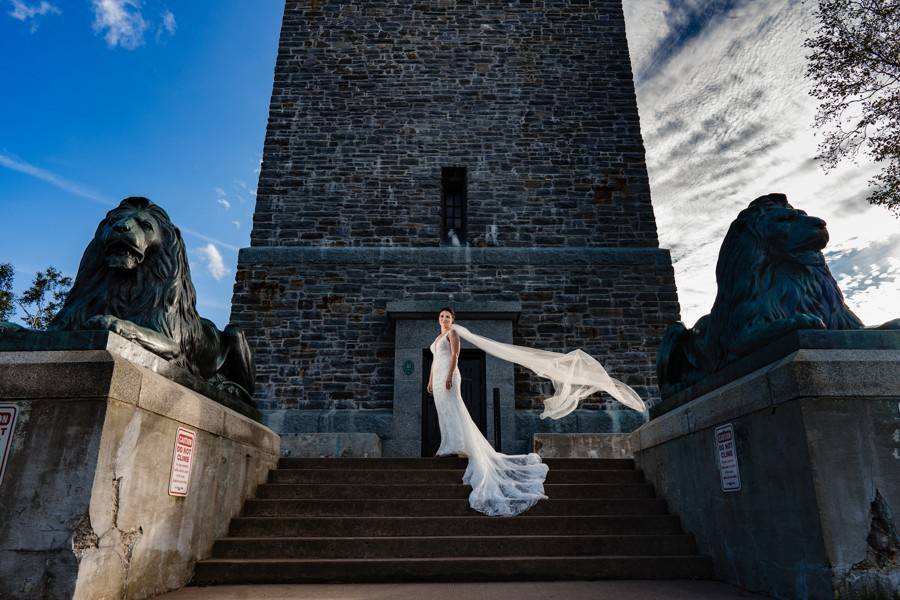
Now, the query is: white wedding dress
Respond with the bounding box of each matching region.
[428,323,647,517]
[430,329,549,517]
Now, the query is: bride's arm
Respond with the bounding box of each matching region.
[446,330,461,389]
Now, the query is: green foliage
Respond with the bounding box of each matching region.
[0,263,14,322]
[804,0,900,215]
[18,266,73,330]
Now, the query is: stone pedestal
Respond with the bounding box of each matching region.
[280,432,382,457]
[0,333,280,600]
[534,432,634,458]
[632,335,900,600]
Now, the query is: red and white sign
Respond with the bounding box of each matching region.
[168,426,196,497]
[715,423,741,492]
[0,405,18,487]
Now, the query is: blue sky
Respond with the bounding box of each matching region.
[1,0,282,325]
[2,0,898,329]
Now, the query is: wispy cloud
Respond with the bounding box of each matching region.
[233,180,250,202]
[232,220,241,229]
[195,243,229,280]
[8,0,59,31]
[625,0,900,326]
[633,0,751,84]
[215,186,231,209]
[91,0,147,50]
[0,152,112,206]
[1,151,240,251]
[182,229,239,252]
[156,7,175,41]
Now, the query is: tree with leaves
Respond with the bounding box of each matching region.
[18,266,73,330]
[804,0,900,215]
[0,263,14,322]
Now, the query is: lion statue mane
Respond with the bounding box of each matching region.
[46,196,255,401]
[657,193,897,395]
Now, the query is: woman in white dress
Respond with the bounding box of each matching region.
[427,306,549,517]
[425,306,648,517]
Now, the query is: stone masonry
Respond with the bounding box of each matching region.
[233,0,680,452]
[251,0,658,248]
[232,247,677,411]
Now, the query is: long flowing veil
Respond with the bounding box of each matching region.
[451,323,646,419]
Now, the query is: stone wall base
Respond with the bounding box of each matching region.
[0,337,280,600]
[280,433,382,457]
[534,433,633,458]
[515,409,646,454]
[632,342,900,600]
[260,407,644,457]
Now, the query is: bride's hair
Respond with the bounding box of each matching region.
[438,306,455,320]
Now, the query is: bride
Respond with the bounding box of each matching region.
[426,307,646,517]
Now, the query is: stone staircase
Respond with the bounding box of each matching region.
[191,457,713,584]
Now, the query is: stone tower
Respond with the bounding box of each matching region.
[232,0,680,455]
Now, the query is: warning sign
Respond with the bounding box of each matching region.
[168,426,196,497]
[0,405,17,488]
[715,423,741,492]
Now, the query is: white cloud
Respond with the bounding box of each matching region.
[157,8,175,38]
[625,0,900,327]
[195,243,229,281]
[8,0,58,20]
[215,187,230,209]
[8,0,59,32]
[92,0,147,50]
[232,220,241,229]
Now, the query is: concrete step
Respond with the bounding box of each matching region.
[268,468,644,484]
[228,515,686,538]
[191,555,715,584]
[194,458,712,586]
[255,482,656,500]
[241,498,668,517]
[278,457,636,470]
[210,534,698,559]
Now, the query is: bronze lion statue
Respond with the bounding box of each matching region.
[657,193,899,395]
[1,197,255,402]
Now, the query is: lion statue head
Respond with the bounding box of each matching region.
[49,197,204,352]
[46,197,255,402]
[657,193,865,395]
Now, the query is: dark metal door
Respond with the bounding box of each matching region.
[421,348,486,457]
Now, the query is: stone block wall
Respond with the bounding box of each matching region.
[231,247,679,414]
[234,0,678,443]
[252,0,658,248]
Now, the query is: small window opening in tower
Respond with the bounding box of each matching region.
[441,167,467,246]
